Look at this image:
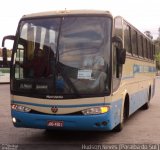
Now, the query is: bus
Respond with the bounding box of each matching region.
[2,10,156,131]
[0,47,11,83]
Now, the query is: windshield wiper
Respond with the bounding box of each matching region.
[55,18,80,97]
[56,62,80,96]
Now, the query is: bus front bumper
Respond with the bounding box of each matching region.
[11,110,120,131]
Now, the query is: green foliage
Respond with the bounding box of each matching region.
[154,33,160,70]
[0,68,10,73]
[155,52,160,70]
[0,48,2,57]
[144,31,153,39]
[155,52,160,61]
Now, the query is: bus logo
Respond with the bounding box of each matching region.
[51,106,58,113]
[46,95,64,99]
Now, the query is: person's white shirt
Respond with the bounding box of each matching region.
[83,55,105,70]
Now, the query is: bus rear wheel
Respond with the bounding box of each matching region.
[142,87,151,110]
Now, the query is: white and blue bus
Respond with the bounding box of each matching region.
[3,10,156,131]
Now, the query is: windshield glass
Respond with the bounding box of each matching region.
[13,16,111,97]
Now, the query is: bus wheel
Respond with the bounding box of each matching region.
[114,119,124,132]
[113,112,124,132]
[113,106,125,132]
[113,97,129,132]
[142,87,151,110]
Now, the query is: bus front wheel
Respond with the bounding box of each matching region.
[113,96,129,132]
[113,106,125,132]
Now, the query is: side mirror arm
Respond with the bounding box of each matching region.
[2,35,15,47]
[112,36,123,49]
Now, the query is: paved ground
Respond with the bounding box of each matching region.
[0,77,160,149]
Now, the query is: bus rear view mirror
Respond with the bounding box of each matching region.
[2,35,15,48]
[117,48,126,64]
[112,36,123,48]
[112,36,126,64]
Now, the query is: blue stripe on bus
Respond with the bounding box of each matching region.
[11,100,107,108]
[11,99,122,131]
[133,65,156,73]
[12,110,114,130]
[11,88,151,131]
[122,65,156,80]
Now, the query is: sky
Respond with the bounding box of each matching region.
[0,0,160,48]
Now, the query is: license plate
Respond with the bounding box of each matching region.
[47,121,64,127]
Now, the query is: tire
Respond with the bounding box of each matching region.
[113,104,126,132]
[114,120,124,132]
[113,95,129,132]
[142,88,151,110]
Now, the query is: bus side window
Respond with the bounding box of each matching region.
[131,29,138,56]
[137,34,143,57]
[143,38,147,59]
[147,41,150,59]
[15,44,24,79]
[124,22,131,54]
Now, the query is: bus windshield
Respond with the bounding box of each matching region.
[13,16,111,98]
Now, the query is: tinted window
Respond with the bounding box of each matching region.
[14,17,112,96]
[131,29,138,55]
[143,38,147,58]
[146,40,149,59]
[124,22,131,53]
[148,42,151,59]
[137,34,143,57]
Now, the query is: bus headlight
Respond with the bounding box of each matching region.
[11,104,31,112]
[82,106,110,115]
[12,117,17,123]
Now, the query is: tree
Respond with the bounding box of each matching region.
[157,27,160,41]
[144,31,153,39]
[0,48,2,57]
[154,29,160,70]
[155,52,160,70]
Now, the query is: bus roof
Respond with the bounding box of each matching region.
[22,10,112,19]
